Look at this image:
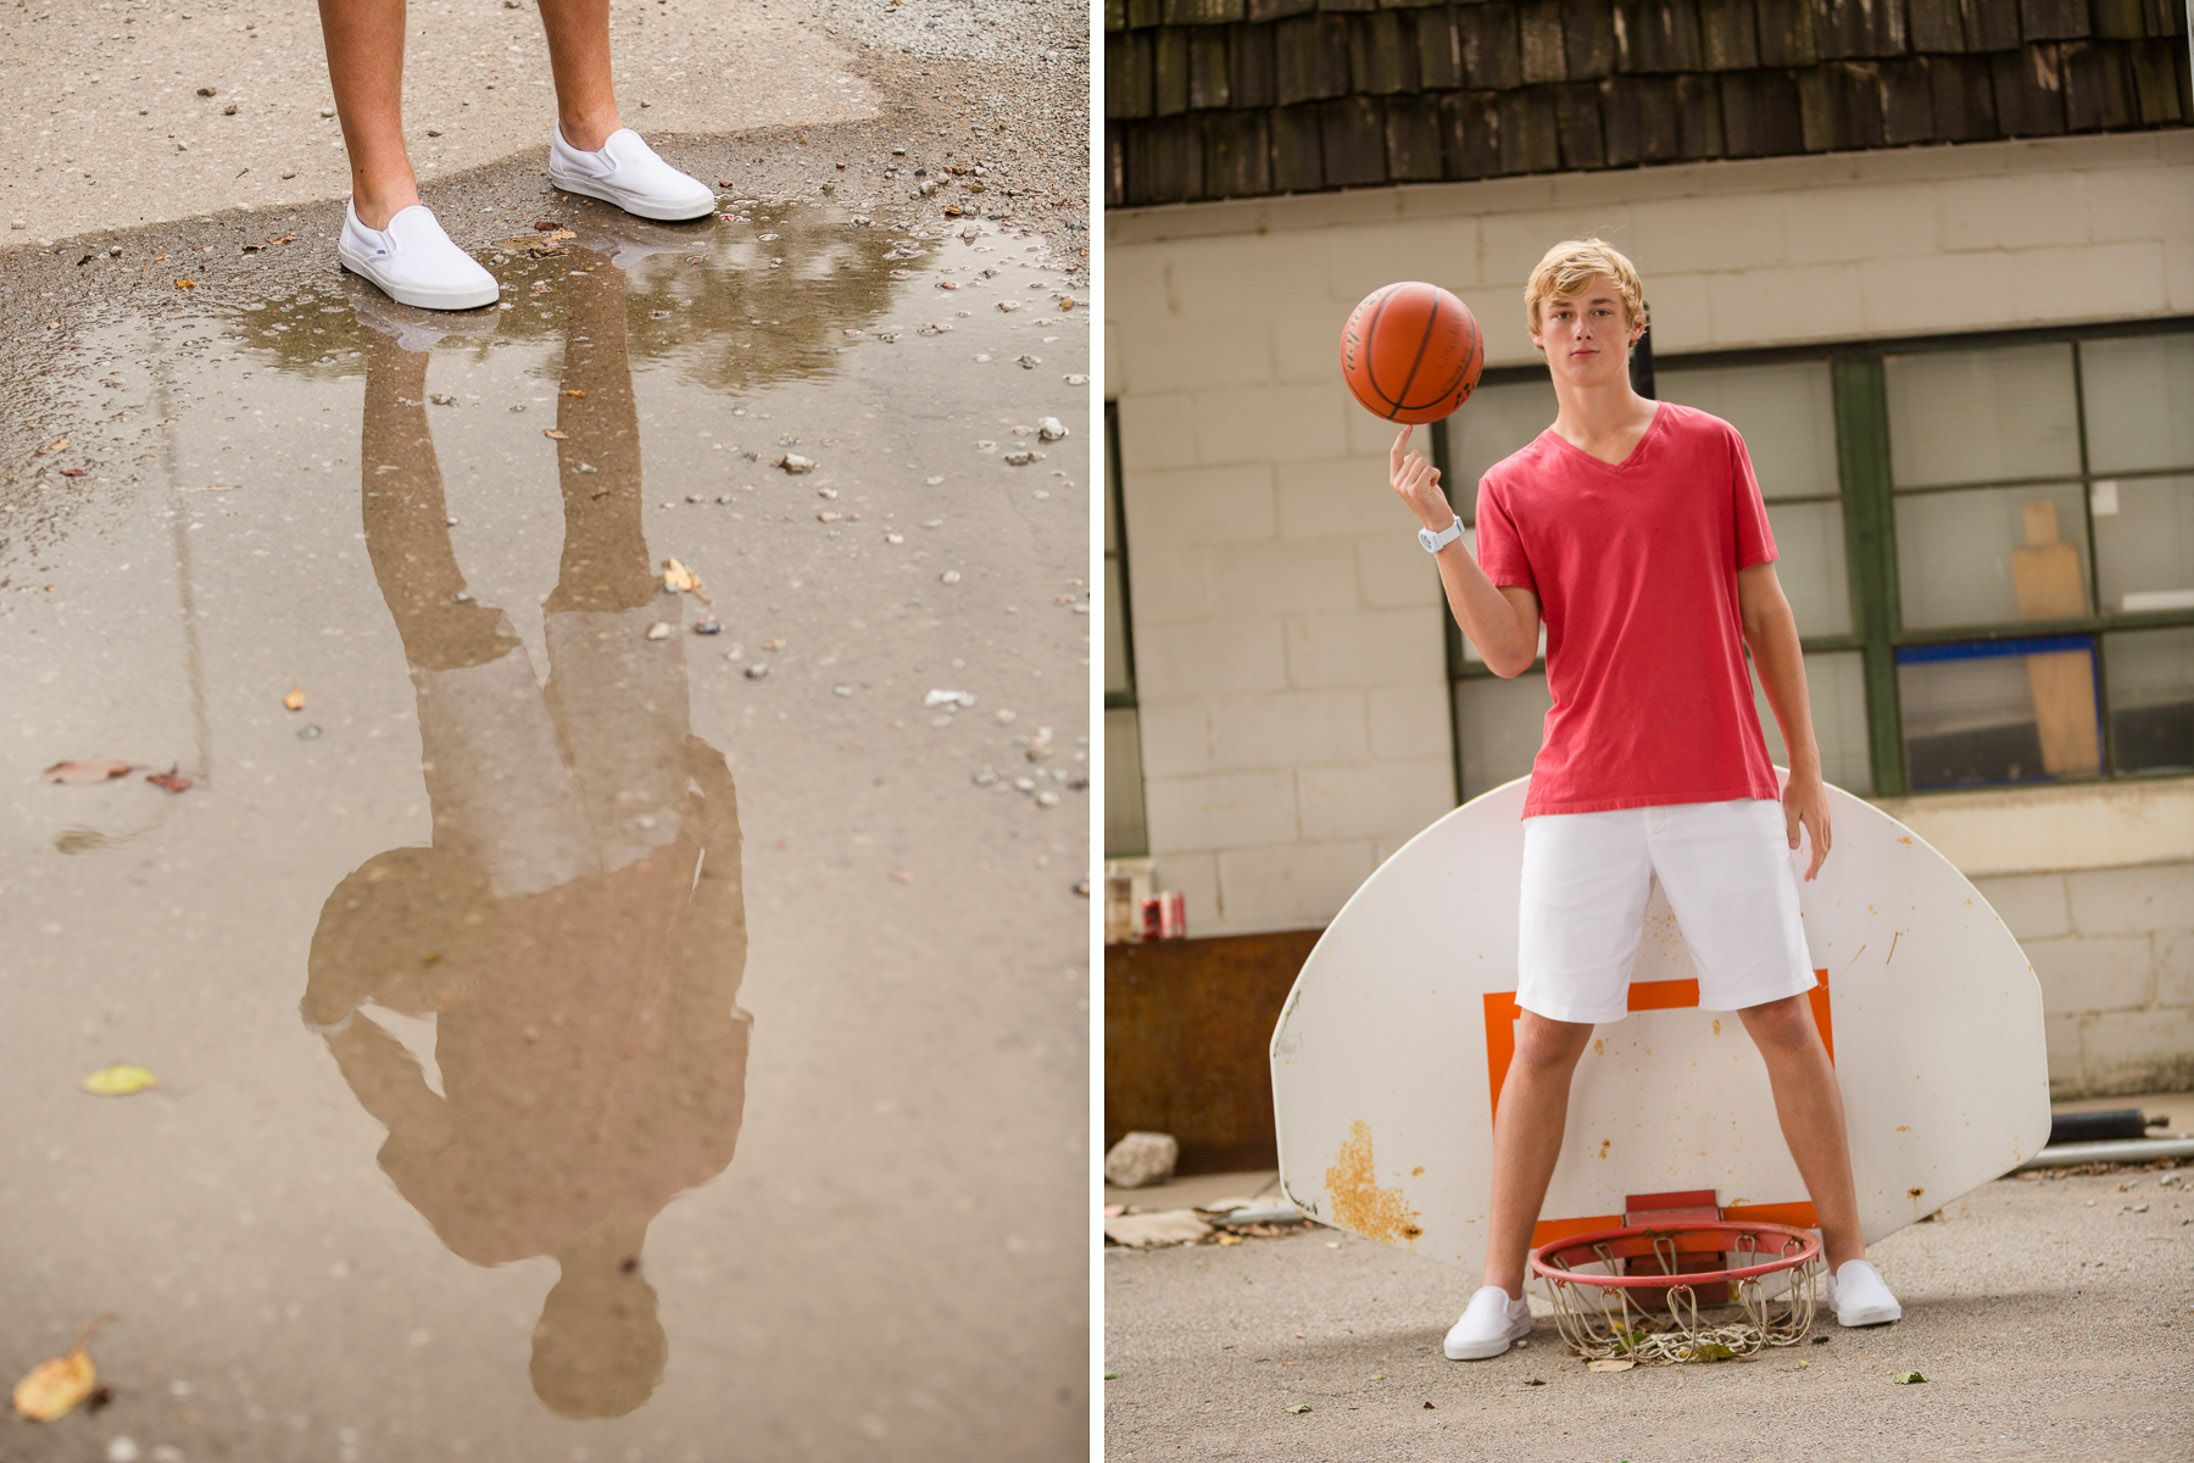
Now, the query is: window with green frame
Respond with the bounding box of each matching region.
[1104,401,1150,855]
[1437,319,2194,801]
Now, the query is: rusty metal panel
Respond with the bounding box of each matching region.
[1105,930,1323,1174]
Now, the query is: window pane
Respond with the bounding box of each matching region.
[2081,333,2194,476]
[1899,642,2100,789]
[1446,378,1556,519]
[2093,474,2194,614]
[1105,555,1133,697]
[1455,672,1551,799]
[1885,343,2079,489]
[1895,484,2091,630]
[1763,499,1852,637]
[2105,625,2194,776]
[1105,706,1149,855]
[1749,649,1872,794]
[1657,359,1838,501]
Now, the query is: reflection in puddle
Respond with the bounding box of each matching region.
[306,249,748,1419]
[2,199,1089,1457]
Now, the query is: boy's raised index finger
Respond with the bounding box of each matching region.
[1390,423,1413,470]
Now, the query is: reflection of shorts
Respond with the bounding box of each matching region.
[1515,799,1815,1025]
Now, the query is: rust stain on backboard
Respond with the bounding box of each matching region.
[1325,1120,1423,1246]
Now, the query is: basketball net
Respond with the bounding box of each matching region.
[1530,1223,1823,1365]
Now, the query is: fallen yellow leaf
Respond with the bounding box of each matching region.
[174,279,196,289]
[663,557,699,593]
[283,687,306,711]
[1216,1233,1244,1246]
[81,1064,158,1096]
[41,437,69,455]
[12,1315,115,1421]
[565,388,587,398]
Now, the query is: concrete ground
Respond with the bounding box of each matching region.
[1,3,1090,1460]
[1106,1095,2194,1461]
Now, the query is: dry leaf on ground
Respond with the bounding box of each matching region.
[82,1064,158,1096]
[544,429,567,441]
[42,760,139,785]
[11,1315,116,1421]
[283,686,306,711]
[145,766,193,794]
[663,558,699,593]
[1587,1359,1637,1372]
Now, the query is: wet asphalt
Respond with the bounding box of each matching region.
[1,29,1092,1463]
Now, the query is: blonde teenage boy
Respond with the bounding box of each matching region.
[1389,239,1900,1360]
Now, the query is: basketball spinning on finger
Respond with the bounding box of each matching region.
[1339,281,1485,424]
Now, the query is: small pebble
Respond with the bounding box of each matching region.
[1026,727,1053,761]
[834,684,854,697]
[1037,417,1068,442]
[693,618,722,636]
[107,1439,141,1463]
[924,475,944,486]
[1004,450,1038,467]
[940,570,962,584]
[646,622,673,641]
[297,725,322,741]
[994,709,1018,725]
[777,453,816,474]
[1034,790,1060,809]
[1013,777,1036,793]
[972,766,1000,787]
[744,663,770,680]
[1074,878,1091,896]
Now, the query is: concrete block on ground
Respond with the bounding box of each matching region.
[1105,1130,1182,1188]
[2026,934,2156,1015]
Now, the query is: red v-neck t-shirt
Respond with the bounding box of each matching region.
[1473,399,1783,817]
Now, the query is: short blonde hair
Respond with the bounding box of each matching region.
[1524,238,1649,340]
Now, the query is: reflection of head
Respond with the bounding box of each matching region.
[303,846,494,1028]
[531,1224,669,1419]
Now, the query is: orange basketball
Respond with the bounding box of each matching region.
[1338,281,1485,424]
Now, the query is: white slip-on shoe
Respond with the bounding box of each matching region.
[337,202,500,312]
[1443,1285,1533,1360]
[548,127,718,221]
[1823,1259,1902,1327]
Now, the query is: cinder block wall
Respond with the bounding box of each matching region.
[1109,129,2194,1092]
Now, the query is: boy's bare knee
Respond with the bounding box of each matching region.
[1512,1012,1594,1070]
[1737,994,1815,1050]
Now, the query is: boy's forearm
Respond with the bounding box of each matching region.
[1748,598,1822,778]
[1430,540,1535,677]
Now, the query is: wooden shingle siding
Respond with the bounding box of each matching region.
[1108,0,2194,206]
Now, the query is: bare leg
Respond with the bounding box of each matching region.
[1482,1011,1595,1294]
[536,0,623,149]
[315,0,420,229]
[1737,994,1865,1270]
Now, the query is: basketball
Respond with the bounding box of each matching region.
[1338,281,1484,424]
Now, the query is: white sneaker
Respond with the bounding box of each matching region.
[548,127,717,221]
[1823,1259,1902,1327]
[1443,1285,1533,1360]
[337,202,500,312]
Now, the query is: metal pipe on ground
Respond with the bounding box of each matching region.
[2015,1137,2194,1170]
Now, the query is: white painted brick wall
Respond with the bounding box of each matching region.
[1110,132,2194,976]
[2066,864,2193,936]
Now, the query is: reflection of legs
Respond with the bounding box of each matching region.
[540,263,689,869]
[1481,1013,1594,1294]
[315,0,418,229]
[359,339,517,672]
[358,335,592,896]
[1738,996,1865,1269]
[546,265,655,616]
[536,0,623,150]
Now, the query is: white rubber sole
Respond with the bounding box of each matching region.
[337,247,500,312]
[549,169,717,222]
[1833,1301,1903,1327]
[1443,1332,1522,1361]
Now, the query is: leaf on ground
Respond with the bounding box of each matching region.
[1284,1403,1311,1414]
[174,279,195,288]
[544,428,567,441]
[1368,1373,1385,1381]
[41,437,70,454]
[1216,1233,1244,1246]
[42,760,139,785]
[1524,1378,1545,1387]
[82,1064,158,1096]
[1692,1342,1737,1362]
[565,389,587,398]
[1893,1371,1927,1384]
[11,1315,115,1420]
[1102,1371,1121,1381]
[1588,1359,1637,1372]
[145,766,193,793]
[283,687,306,711]
[663,557,700,593]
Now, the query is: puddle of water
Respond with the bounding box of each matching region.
[0,204,1089,1458]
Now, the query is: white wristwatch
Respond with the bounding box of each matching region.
[1417,515,1465,554]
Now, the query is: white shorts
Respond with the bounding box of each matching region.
[1515,799,1816,1025]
